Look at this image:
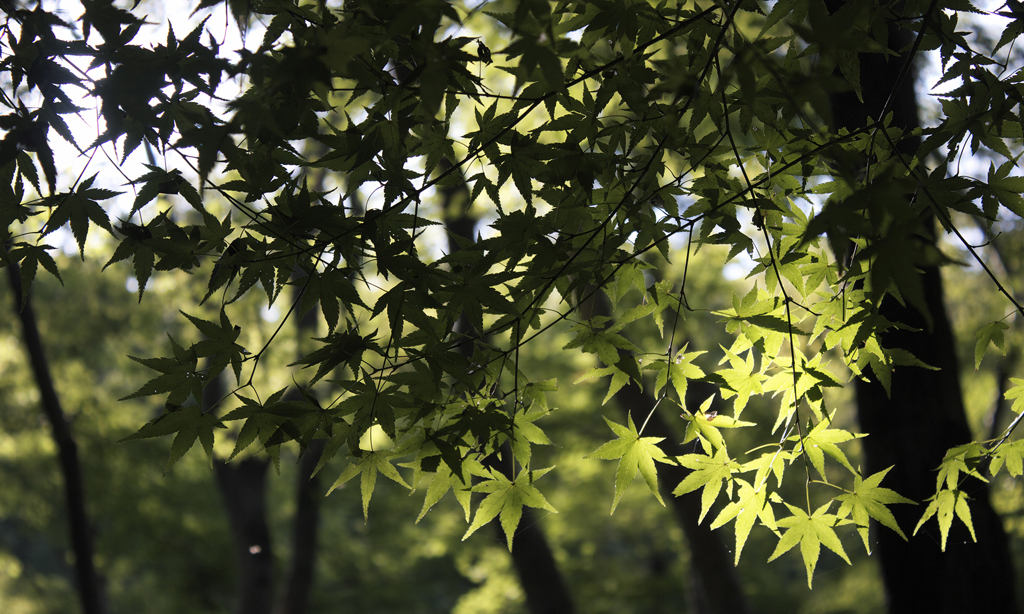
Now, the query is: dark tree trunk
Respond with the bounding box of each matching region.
[273,439,324,614]
[269,161,349,614]
[483,446,576,614]
[208,278,327,614]
[615,382,752,614]
[441,157,577,614]
[504,505,575,614]
[826,5,1016,612]
[274,303,326,614]
[583,279,750,614]
[272,300,323,614]
[6,260,105,614]
[215,456,276,614]
[205,368,275,614]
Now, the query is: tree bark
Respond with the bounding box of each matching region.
[826,5,1016,611]
[274,303,326,614]
[214,456,276,614]
[273,438,324,614]
[482,446,576,614]
[615,382,752,614]
[582,282,751,614]
[6,259,105,614]
[205,368,275,614]
[441,156,577,614]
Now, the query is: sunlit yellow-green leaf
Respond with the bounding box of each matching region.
[768,502,850,588]
[674,447,741,523]
[835,466,914,554]
[914,489,976,552]
[585,415,671,513]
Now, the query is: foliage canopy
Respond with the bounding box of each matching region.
[3,0,1024,587]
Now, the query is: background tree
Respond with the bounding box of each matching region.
[5,258,104,614]
[824,1,1016,610]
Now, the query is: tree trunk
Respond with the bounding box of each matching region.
[205,367,275,614]
[615,382,752,614]
[274,303,326,614]
[441,157,577,614]
[273,439,324,614]
[482,446,576,614]
[6,259,105,614]
[214,456,276,614]
[583,278,750,614]
[826,5,1016,611]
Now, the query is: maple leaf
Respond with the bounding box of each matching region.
[505,407,553,468]
[710,478,779,565]
[742,449,793,491]
[674,447,741,523]
[790,417,862,479]
[715,346,765,417]
[768,501,851,588]
[681,396,755,454]
[41,173,119,256]
[328,450,411,520]
[120,334,203,407]
[652,345,706,402]
[417,459,474,523]
[835,466,915,554]
[914,488,976,552]
[990,439,1024,477]
[974,320,1008,370]
[935,442,988,491]
[119,404,225,475]
[1004,378,1024,414]
[461,467,557,550]
[585,415,672,513]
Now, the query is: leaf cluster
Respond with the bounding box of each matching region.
[3,0,1024,576]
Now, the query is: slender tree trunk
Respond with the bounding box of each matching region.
[482,446,576,614]
[209,282,327,614]
[273,439,324,614]
[274,302,325,614]
[583,286,751,614]
[826,5,1016,611]
[205,372,275,614]
[441,157,577,614]
[5,260,105,614]
[616,384,751,614]
[214,456,276,614]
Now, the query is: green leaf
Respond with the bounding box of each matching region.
[835,467,915,554]
[669,346,706,402]
[710,478,778,565]
[327,451,411,520]
[585,415,671,513]
[742,449,794,492]
[990,439,1024,478]
[768,502,851,588]
[119,405,224,474]
[674,447,741,523]
[716,346,765,418]
[935,443,988,491]
[790,418,862,479]
[462,467,557,550]
[507,407,553,468]
[417,460,473,523]
[1004,378,1024,414]
[914,489,976,552]
[974,321,1009,370]
[681,396,754,454]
